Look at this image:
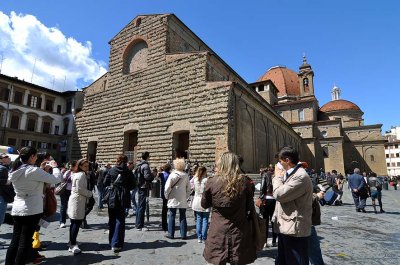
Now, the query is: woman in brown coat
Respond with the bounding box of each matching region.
[201,152,257,265]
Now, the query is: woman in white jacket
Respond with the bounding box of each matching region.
[164,158,191,239]
[67,159,92,254]
[5,147,61,265]
[191,166,210,243]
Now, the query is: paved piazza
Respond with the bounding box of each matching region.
[1,185,399,265]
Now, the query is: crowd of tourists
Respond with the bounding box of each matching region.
[0,145,397,265]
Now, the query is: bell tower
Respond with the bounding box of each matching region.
[298,54,315,97]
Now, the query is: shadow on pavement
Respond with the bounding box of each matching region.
[257,248,278,259]
[383,211,400,215]
[122,240,186,251]
[45,252,119,265]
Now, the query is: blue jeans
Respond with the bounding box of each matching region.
[59,189,71,224]
[276,233,309,265]
[131,187,138,211]
[168,208,187,238]
[309,226,324,265]
[108,208,126,248]
[0,195,7,226]
[195,211,209,240]
[96,184,104,209]
[135,188,147,228]
[69,219,82,245]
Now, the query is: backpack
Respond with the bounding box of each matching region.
[133,162,147,188]
[102,174,123,209]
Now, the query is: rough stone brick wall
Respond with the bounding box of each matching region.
[72,15,231,168]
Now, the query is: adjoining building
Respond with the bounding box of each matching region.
[0,74,83,162]
[72,13,386,175]
[384,126,400,176]
[71,14,301,173]
[250,57,387,175]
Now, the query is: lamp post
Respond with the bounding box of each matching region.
[1,83,13,145]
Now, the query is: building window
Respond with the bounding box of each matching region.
[40,142,48,149]
[0,87,10,101]
[27,118,36,132]
[52,143,58,150]
[387,163,390,167]
[385,146,388,149]
[370,155,375,162]
[391,153,395,158]
[54,125,59,135]
[258,85,264,92]
[7,138,16,146]
[57,105,62,114]
[123,40,149,74]
[10,115,20,129]
[392,162,396,167]
[63,119,69,135]
[66,100,72,113]
[298,109,305,121]
[397,153,400,158]
[397,162,400,167]
[322,146,329,157]
[303,78,309,86]
[28,95,41,109]
[396,144,399,149]
[45,99,54,112]
[21,140,35,147]
[13,91,23,104]
[42,121,51,134]
[386,154,389,158]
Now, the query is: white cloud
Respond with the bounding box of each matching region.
[0,11,107,91]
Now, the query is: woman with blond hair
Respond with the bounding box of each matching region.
[164,158,191,239]
[191,166,210,243]
[67,159,93,254]
[201,152,257,265]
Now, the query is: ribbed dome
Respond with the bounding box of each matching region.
[320,99,362,113]
[257,66,300,97]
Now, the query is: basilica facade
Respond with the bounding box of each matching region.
[72,14,386,175]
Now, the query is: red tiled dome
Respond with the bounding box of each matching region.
[257,66,300,97]
[320,99,362,113]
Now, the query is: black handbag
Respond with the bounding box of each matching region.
[1,184,15,203]
[102,174,122,208]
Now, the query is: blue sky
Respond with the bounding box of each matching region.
[0,0,399,132]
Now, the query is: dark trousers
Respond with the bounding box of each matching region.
[5,214,41,265]
[60,189,71,224]
[352,192,366,210]
[108,208,126,248]
[69,219,83,245]
[276,234,309,265]
[135,188,147,228]
[162,198,168,231]
[262,199,277,244]
[96,183,104,209]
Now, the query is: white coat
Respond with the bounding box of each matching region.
[8,165,61,216]
[67,172,92,220]
[164,170,191,208]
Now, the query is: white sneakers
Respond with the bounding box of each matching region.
[68,245,81,254]
[59,223,66,228]
[198,239,203,243]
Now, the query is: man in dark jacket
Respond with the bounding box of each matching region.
[0,153,12,245]
[135,151,154,231]
[103,155,135,252]
[348,168,367,212]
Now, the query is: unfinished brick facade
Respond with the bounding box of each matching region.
[72,14,300,173]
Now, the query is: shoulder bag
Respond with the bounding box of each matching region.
[55,171,72,196]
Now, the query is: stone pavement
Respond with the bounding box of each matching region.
[1,186,399,265]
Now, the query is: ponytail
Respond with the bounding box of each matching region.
[11,146,37,171]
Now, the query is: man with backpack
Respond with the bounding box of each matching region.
[368,172,385,214]
[134,151,154,231]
